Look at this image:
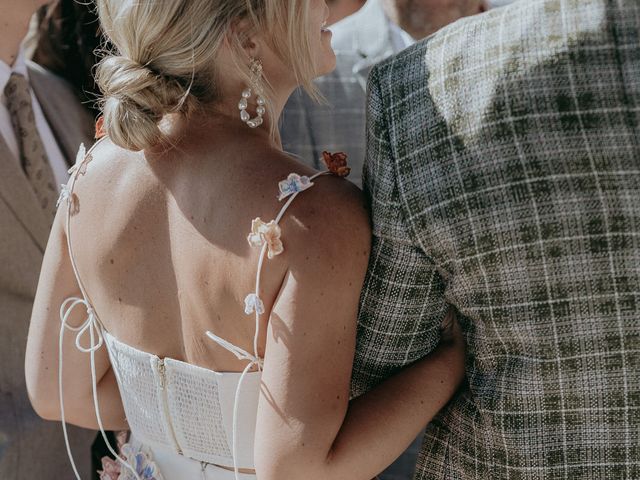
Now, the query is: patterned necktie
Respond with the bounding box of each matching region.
[4,72,58,220]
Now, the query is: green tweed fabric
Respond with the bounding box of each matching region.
[352,0,640,478]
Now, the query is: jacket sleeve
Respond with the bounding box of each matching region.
[351,64,450,398]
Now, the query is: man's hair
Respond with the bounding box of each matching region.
[33,1,103,115]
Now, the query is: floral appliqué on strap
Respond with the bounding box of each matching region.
[244,293,265,315]
[99,444,164,480]
[56,183,72,209]
[245,218,284,317]
[242,151,350,318]
[247,218,283,259]
[57,144,91,210]
[278,173,314,201]
[322,151,351,177]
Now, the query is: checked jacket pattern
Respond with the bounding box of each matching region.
[352,0,640,478]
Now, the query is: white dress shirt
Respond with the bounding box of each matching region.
[0,47,68,190]
[387,17,416,53]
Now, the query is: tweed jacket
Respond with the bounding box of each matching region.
[280,0,396,187]
[353,0,640,478]
[0,61,95,479]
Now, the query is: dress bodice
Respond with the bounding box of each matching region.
[104,332,261,470]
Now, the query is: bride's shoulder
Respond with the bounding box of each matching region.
[75,137,142,176]
[272,154,371,268]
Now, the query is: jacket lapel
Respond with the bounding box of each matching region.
[351,0,396,91]
[0,134,50,252]
[0,63,94,253]
[28,61,95,166]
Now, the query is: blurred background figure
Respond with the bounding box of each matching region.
[382,0,487,39]
[327,0,366,25]
[0,0,95,478]
[280,0,489,187]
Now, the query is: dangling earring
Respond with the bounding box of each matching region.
[239,58,266,128]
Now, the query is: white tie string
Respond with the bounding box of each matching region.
[59,298,142,480]
[206,331,263,480]
[202,170,328,480]
[60,297,104,353]
[57,140,142,479]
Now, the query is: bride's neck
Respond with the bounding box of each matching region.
[210,84,295,150]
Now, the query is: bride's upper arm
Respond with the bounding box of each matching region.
[254,176,371,475]
[26,209,112,422]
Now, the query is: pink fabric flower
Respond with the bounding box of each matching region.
[247,218,284,259]
[115,431,128,450]
[98,456,121,480]
[98,442,163,480]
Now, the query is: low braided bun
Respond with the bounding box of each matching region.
[95,0,321,151]
[96,56,187,151]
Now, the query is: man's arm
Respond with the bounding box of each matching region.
[351,64,451,398]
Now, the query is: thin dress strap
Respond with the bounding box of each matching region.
[57,138,142,480]
[205,170,331,480]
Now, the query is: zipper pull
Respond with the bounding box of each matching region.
[158,358,166,388]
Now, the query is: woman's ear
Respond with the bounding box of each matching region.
[228,17,261,59]
[243,34,260,59]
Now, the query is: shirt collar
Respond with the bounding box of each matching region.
[386,16,416,52]
[0,46,30,96]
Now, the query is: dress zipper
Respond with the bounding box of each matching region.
[157,358,183,455]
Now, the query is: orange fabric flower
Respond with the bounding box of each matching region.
[322,151,351,177]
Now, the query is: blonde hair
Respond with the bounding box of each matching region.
[95,0,317,151]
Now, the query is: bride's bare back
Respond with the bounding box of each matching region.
[67,119,366,373]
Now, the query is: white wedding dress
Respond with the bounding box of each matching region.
[56,140,333,480]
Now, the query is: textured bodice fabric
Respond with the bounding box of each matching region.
[104,333,261,470]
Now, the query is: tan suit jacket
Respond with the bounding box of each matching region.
[0,61,96,479]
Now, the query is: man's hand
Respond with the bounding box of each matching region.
[439,309,462,346]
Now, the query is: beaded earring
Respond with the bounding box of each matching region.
[238,58,266,128]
